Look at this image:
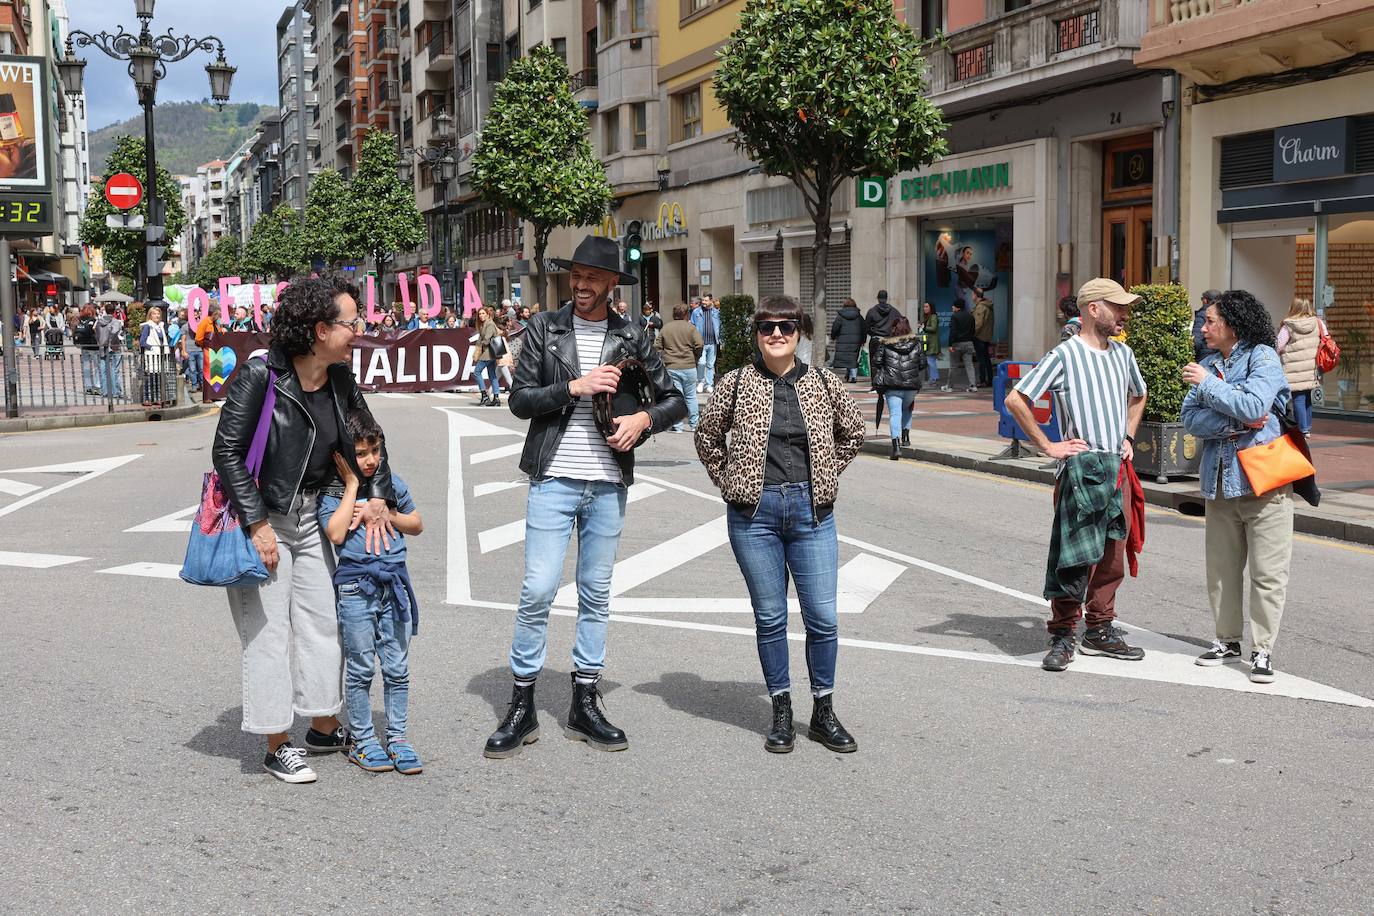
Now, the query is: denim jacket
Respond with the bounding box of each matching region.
[1180,342,1291,500]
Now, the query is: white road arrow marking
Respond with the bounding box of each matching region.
[125,503,200,533]
[554,514,729,608]
[440,407,522,606]
[0,478,41,497]
[478,483,663,554]
[0,551,86,568]
[98,562,182,579]
[0,454,142,519]
[469,442,524,465]
[473,479,526,498]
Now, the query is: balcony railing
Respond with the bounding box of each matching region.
[570,68,599,92]
[334,76,348,99]
[336,122,349,142]
[1055,8,1101,53]
[953,43,994,82]
[427,30,454,59]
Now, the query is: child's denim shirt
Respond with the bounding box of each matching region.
[1180,342,1291,500]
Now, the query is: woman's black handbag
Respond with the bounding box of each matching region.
[488,334,508,359]
[593,358,655,448]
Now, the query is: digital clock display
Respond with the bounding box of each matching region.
[0,191,52,234]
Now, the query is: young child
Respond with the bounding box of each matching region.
[319,409,425,775]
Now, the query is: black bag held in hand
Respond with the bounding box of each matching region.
[593,358,654,448]
[488,334,508,359]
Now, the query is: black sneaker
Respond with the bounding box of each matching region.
[1195,640,1243,667]
[1080,624,1145,661]
[264,743,317,784]
[303,726,348,754]
[1249,650,1276,684]
[1042,634,1076,672]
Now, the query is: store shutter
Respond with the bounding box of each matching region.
[1219,130,1274,189]
[800,242,852,326]
[757,251,784,301]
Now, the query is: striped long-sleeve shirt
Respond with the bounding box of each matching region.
[1014,335,1146,455]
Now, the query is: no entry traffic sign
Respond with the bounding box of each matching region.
[104,172,144,211]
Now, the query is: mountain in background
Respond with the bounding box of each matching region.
[89,102,279,179]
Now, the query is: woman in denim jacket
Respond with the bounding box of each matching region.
[1180,289,1293,684]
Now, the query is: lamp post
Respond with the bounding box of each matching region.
[58,0,235,304]
[399,110,458,305]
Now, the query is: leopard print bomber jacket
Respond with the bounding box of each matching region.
[694,361,866,511]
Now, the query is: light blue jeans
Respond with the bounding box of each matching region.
[338,584,410,744]
[697,344,718,387]
[884,389,916,440]
[474,359,501,395]
[726,483,839,696]
[101,351,125,398]
[926,356,939,384]
[80,349,101,392]
[510,477,627,678]
[668,367,699,430]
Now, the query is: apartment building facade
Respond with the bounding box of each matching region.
[277,2,320,210]
[1136,0,1374,416]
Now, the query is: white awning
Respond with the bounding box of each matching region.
[740,222,848,253]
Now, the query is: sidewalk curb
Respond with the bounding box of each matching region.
[0,404,216,434]
[863,440,1374,548]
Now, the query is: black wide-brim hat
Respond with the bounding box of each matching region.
[551,235,639,286]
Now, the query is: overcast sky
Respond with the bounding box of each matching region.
[69,0,284,129]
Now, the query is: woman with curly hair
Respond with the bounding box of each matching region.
[212,276,398,783]
[1181,289,1293,684]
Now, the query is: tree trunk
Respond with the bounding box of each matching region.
[532,225,552,312]
[810,196,833,371]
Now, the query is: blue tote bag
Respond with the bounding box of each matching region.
[179,366,278,587]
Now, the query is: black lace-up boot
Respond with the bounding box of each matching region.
[483,682,540,759]
[807,694,857,753]
[765,692,795,754]
[564,673,629,752]
[901,429,910,447]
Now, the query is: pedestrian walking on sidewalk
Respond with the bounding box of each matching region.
[921,302,941,384]
[1181,289,1294,684]
[864,290,902,383]
[96,303,125,399]
[695,295,866,755]
[829,297,865,383]
[74,305,100,394]
[690,296,721,392]
[1276,296,1324,436]
[472,305,503,406]
[484,235,685,760]
[941,299,978,392]
[972,295,995,386]
[656,302,704,432]
[1006,278,1149,673]
[872,316,922,459]
[212,276,398,784]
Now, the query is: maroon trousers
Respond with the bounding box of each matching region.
[1047,477,1129,636]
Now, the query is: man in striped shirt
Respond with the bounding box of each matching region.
[484,236,686,760]
[1007,278,1149,673]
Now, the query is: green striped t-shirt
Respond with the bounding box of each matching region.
[1014,335,1146,455]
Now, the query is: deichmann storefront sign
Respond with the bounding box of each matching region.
[900,162,1011,201]
[1273,118,1353,182]
[200,329,477,401]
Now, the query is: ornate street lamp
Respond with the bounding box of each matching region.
[401,110,462,303]
[61,2,236,302]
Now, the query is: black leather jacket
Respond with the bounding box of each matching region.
[509,304,687,485]
[212,347,396,527]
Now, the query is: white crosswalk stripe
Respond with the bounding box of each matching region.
[477,483,663,554]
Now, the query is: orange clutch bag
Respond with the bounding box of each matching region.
[1237,430,1315,496]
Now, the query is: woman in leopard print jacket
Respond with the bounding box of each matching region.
[694,295,866,757]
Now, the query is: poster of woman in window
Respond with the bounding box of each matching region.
[925,226,1012,347]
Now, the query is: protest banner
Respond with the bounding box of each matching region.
[199,328,480,400]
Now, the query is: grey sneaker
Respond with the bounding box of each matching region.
[1080,624,1145,661]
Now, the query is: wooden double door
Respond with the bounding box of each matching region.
[1103,205,1153,290]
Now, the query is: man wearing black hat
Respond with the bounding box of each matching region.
[484,235,687,759]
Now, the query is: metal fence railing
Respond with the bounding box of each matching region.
[0,343,187,416]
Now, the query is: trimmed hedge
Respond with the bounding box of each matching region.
[715,294,756,378]
[1125,283,1192,423]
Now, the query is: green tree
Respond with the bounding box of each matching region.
[299,168,359,269]
[715,294,757,377]
[190,235,242,289]
[474,45,612,309]
[78,135,187,282]
[346,129,426,306]
[715,0,947,365]
[242,205,306,281]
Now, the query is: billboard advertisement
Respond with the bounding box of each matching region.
[922,225,1012,348]
[0,56,46,190]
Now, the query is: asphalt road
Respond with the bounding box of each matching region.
[3,393,1373,914]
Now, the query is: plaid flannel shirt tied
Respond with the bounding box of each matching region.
[1044,451,1126,601]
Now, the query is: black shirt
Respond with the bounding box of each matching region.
[301,381,341,491]
[758,357,811,487]
[949,308,976,345]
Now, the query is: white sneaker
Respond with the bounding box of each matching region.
[264,743,317,784]
[696,382,705,393]
[940,385,953,392]
[705,384,714,393]
[966,386,978,393]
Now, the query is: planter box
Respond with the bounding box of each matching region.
[1132,420,1201,483]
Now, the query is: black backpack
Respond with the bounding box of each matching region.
[74,316,97,346]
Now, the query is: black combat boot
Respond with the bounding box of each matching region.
[478,391,491,406]
[890,438,901,460]
[765,691,795,754]
[490,393,501,408]
[901,429,910,447]
[807,694,857,753]
[564,673,628,752]
[483,682,539,759]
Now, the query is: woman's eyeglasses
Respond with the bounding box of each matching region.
[755,320,799,337]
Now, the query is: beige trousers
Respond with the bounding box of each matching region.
[1204,484,1294,652]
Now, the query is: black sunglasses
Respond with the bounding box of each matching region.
[755,320,799,337]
